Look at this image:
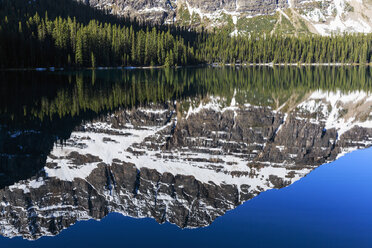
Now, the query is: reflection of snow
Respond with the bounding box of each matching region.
[8,178,45,193]
[43,90,372,188]
[298,90,372,139]
[46,121,308,190]
[2,90,372,240]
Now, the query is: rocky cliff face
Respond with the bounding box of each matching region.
[76,0,372,35]
[78,0,176,23]
[0,89,372,239]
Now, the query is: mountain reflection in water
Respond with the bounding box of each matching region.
[0,67,372,240]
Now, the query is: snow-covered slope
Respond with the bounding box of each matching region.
[298,0,372,35]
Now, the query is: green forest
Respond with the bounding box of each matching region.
[1,0,372,68]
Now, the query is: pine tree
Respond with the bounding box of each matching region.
[164,53,171,67]
[75,31,83,66]
[91,52,96,68]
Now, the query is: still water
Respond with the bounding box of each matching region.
[0,67,371,247]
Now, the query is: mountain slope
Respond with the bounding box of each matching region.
[77,0,372,35]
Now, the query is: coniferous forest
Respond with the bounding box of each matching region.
[1,0,372,68]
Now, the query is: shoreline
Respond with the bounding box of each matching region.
[0,65,203,72]
[1,63,371,72]
[214,62,372,67]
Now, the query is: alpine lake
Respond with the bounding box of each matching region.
[0,66,371,248]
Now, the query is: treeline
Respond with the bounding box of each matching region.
[0,12,200,68]
[0,0,198,36]
[0,0,201,68]
[198,32,372,64]
[1,0,372,68]
[0,0,127,27]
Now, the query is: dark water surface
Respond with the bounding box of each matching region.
[0,67,371,247]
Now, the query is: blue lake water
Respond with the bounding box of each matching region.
[2,147,371,248]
